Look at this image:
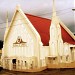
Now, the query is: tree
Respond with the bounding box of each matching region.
[0,40,3,49]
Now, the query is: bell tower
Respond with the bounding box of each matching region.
[49,0,63,60]
[49,0,58,57]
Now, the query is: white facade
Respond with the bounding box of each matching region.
[1,2,75,72]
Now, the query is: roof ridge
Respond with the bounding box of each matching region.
[25,13,51,21]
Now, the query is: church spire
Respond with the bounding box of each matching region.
[6,11,8,29]
[4,11,9,41]
[52,0,57,19]
[52,0,58,24]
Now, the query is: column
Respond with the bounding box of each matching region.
[3,58,6,69]
[9,59,12,70]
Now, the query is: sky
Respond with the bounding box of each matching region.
[0,0,75,40]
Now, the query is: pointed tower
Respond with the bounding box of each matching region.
[4,11,9,41]
[55,4,63,58]
[49,0,64,62]
[49,0,58,57]
[56,16,64,63]
[57,22,63,57]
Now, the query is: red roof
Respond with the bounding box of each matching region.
[25,14,75,46]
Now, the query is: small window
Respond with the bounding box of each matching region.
[25,61,27,66]
[12,59,16,64]
[53,58,55,60]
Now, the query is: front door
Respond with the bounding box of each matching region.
[12,59,16,69]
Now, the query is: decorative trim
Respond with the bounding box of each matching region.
[13,36,27,47]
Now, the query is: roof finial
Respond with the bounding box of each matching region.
[16,4,20,9]
[6,11,8,28]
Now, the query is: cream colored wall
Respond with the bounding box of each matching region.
[62,43,72,63]
[40,46,49,59]
[4,11,38,57]
[49,23,58,56]
[1,7,43,68]
[63,43,70,56]
[40,46,49,66]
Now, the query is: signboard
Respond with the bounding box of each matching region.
[13,36,27,47]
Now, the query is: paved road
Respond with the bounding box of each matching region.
[0,68,75,75]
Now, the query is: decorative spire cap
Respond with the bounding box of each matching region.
[6,11,8,28]
[16,4,20,10]
[52,0,56,18]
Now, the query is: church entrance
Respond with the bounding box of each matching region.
[12,59,16,69]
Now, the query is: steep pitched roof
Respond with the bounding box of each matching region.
[25,14,75,46]
[4,5,75,46]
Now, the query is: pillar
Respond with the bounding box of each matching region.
[9,59,12,70]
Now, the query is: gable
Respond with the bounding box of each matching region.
[25,14,75,45]
[4,7,41,43]
[6,12,34,41]
[4,6,75,46]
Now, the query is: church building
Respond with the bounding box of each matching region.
[1,0,75,72]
